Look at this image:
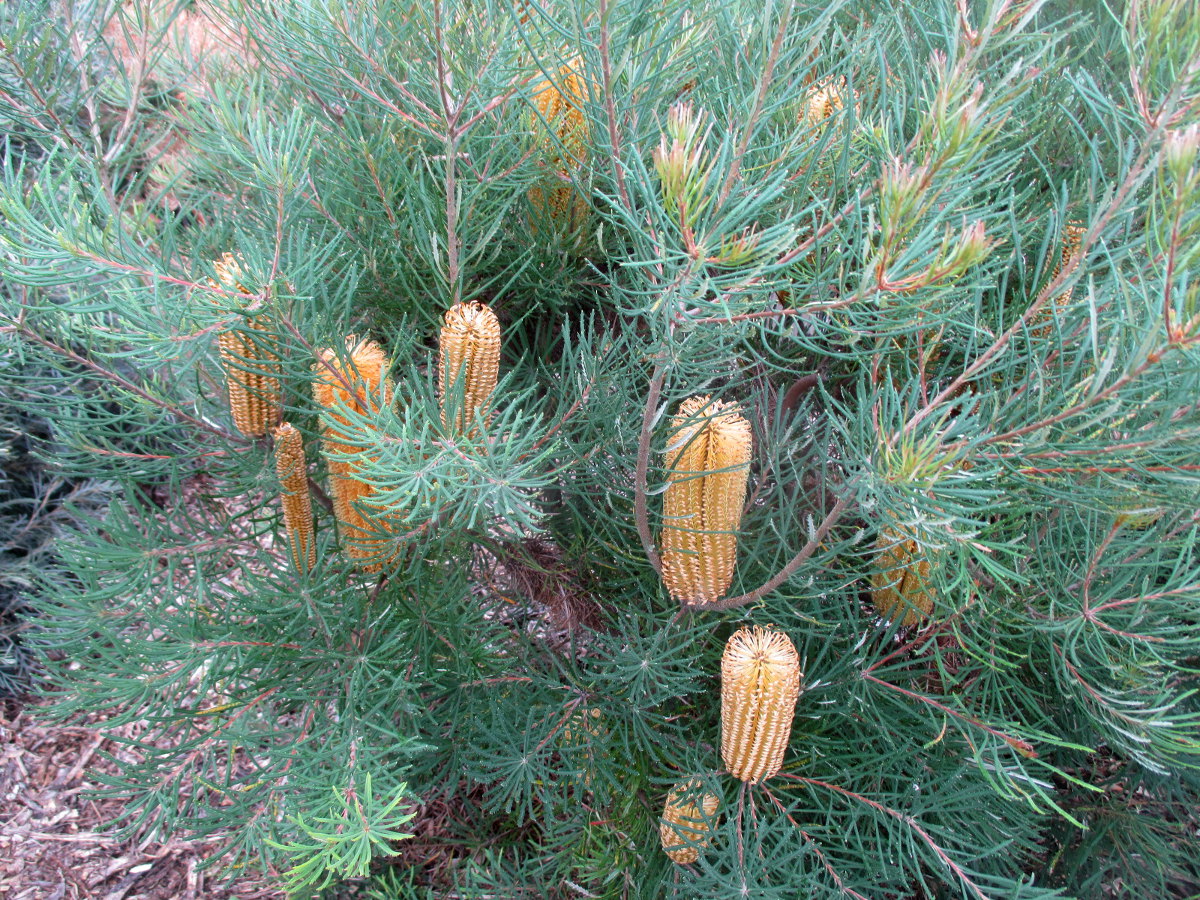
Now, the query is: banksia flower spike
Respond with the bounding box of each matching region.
[529,58,590,232]
[212,253,282,438]
[273,422,315,573]
[720,626,802,784]
[660,779,720,864]
[660,396,753,607]
[798,77,859,131]
[800,82,842,128]
[1033,221,1086,338]
[313,336,395,572]
[870,527,936,627]
[438,302,501,435]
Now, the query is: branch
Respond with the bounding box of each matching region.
[10,319,244,444]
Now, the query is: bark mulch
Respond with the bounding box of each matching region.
[0,696,284,900]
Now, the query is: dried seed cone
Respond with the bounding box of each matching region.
[720,626,802,784]
[660,779,720,864]
[313,337,395,572]
[870,528,935,627]
[660,396,753,607]
[439,302,501,435]
[529,59,590,232]
[212,253,281,438]
[273,422,315,572]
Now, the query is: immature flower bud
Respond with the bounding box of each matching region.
[654,102,713,227]
[951,219,990,269]
[313,336,395,572]
[720,626,802,784]
[800,83,841,128]
[438,302,501,435]
[529,59,590,232]
[1051,223,1086,283]
[660,396,753,607]
[1163,124,1200,179]
[870,527,935,627]
[660,779,720,864]
[273,422,315,572]
[212,253,281,438]
[561,707,607,788]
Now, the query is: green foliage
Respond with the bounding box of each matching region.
[2,0,1200,896]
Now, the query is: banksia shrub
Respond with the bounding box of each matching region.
[720,626,802,784]
[438,302,501,435]
[660,396,753,607]
[660,779,720,864]
[313,337,395,571]
[870,527,935,628]
[273,422,315,573]
[529,58,590,233]
[212,253,281,438]
[9,2,1200,896]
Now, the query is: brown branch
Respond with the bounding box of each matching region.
[11,320,244,443]
[860,672,1036,758]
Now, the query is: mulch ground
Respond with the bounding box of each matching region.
[0,696,285,900]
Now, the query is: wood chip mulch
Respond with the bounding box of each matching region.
[0,697,285,900]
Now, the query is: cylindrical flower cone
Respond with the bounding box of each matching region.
[438,302,501,436]
[660,396,753,607]
[1032,222,1086,338]
[720,626,802,784]
[212,253,281,438]
[870,527,936,627]
[313,336,395,572]
[660,778,720,864]
[273,422,315,572]
[529,59,590,234]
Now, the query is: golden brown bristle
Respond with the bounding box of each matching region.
[312,336,395,572]
[273,422,315,572]
[660,778,720,864]
[529,59,590,232]
[1032,222,1086,338]
[212,253,282,438]
[720,626,802,784]
[660,395,753,607]
[438,302,501,435]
